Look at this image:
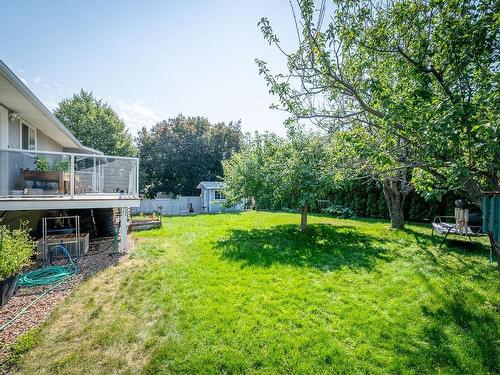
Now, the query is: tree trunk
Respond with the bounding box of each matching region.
[300,204,308,231]
[463,176,484,208]
[382,178,405,229]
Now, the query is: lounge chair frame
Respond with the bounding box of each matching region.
[431,216,484,247]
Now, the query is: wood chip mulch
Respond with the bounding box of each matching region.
[0,238,131,374]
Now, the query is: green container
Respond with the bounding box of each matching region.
[483,195,500,241]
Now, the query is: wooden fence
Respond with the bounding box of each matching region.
[132,196,203,216]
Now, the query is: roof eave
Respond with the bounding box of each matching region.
[0,60,86,151]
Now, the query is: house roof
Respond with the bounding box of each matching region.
[0,60,101,155]
[196,181,226,190]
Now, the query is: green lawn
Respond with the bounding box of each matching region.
[13,211,499,374]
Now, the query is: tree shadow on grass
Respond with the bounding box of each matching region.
[401,227,493,272]
[399,227,494,281]
[408,271,500,374]
[402,226,490,257]
[215,224,392,271]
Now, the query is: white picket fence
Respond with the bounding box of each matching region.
[132,196,203,216]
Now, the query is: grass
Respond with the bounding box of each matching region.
[12,211,500,374]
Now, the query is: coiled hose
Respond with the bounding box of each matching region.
[0,244,78,332]
[18,244,78,287]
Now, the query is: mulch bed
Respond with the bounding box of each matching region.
[0,237,131,373]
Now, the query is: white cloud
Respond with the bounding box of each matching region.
[30,75,64,92]
[115,99,166,134]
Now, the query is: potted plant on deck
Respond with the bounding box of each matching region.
[0,222,35,307]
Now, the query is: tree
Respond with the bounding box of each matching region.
[257,0,499,227]
[224,130,330,231]
[137,114,242,197]
[54,89,136,156]
[328,125,413,228]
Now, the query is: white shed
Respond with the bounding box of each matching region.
[197,181,227,213]
[197,181,245,213]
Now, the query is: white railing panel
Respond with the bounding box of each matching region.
[0,148,139,198]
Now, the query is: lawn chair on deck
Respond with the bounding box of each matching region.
[431,216,483,247]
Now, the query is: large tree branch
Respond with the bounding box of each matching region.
[396,46,456,104]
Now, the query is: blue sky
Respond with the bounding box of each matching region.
[0,1,300,135]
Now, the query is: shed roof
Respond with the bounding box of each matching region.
[196,181,226,190]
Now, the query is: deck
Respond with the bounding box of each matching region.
[0,194,140,210]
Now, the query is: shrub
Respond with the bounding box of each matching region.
[321,204,355,219]
[0,222,35,280]
[8,329,41,366]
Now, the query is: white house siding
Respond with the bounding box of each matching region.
[37,130,63,152]
[7,115,63,152]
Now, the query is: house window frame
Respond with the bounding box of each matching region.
[214,189,225,201]
[19,120,37,150]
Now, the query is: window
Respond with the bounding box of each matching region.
[214,190,225,200]
[20,121,36,150]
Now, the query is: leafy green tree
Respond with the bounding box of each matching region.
[54,89,136,156]
[257,0,498,227]
[137,115,242,197]
[224,130,330,231]
[326,125,414,228]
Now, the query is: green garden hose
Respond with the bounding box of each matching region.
[0,245,77,332]
[17,244,78,287]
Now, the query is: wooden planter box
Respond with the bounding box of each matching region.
[0,274,19,307]
[21,170,69,194]
[130,220,161,231]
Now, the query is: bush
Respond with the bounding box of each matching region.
[321,204,356,219]
[7,329,41,366]
[0,222,35,280]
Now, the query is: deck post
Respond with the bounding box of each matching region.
[120,207,128,253]
[92,156,97,193]
[70,155,75,197]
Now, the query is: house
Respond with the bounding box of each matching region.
[197,181,244,213]
[0,60,139,252]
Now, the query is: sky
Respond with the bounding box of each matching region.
[0,1,302,136]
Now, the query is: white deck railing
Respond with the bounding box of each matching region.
[0,147,139,198]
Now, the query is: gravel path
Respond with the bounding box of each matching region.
[0,238,131,373]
